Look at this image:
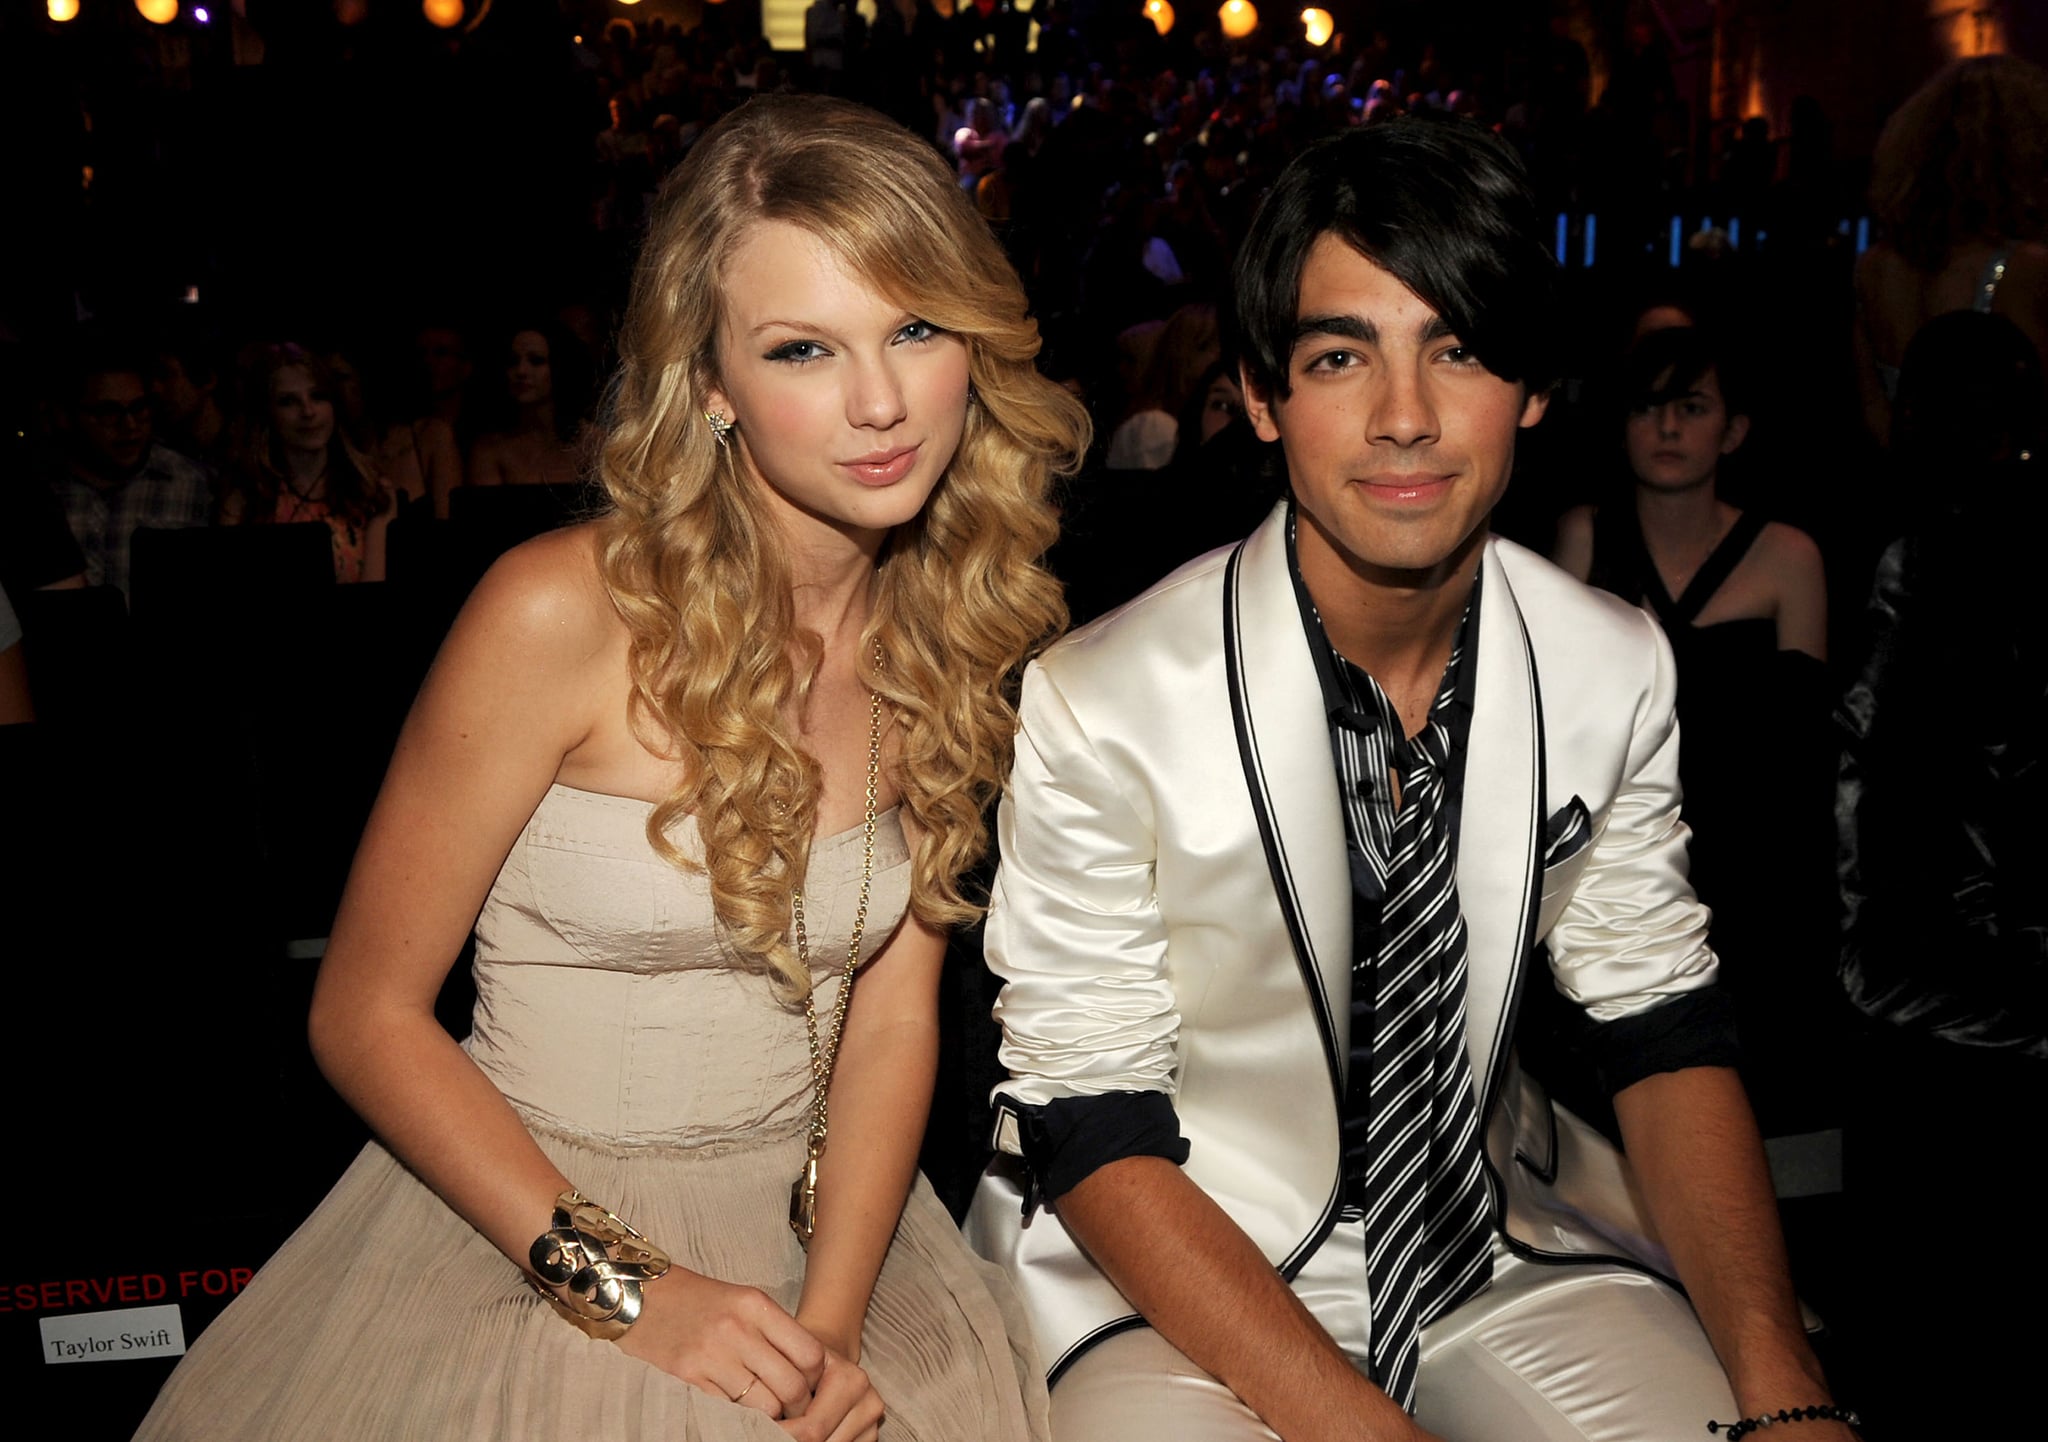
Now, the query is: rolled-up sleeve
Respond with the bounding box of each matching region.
[986,661,1189,1196]
[1546,611,1722,1025]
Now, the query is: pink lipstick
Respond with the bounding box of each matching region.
[843,444,920,486]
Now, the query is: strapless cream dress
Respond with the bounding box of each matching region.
[136,785,1048,1440]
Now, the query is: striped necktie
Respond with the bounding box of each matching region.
[1338,660,1496,1409]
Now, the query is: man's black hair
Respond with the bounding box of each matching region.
[1230,116,1560,401]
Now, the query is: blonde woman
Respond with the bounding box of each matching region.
[221,343,402,582]
[138,95,1086,1442]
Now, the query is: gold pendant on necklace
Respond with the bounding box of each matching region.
[789,1153,820,1246]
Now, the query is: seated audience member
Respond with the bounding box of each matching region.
[221,343,398,584]
[324,346,431,512]
[970,117,1850,1442]
[1853,53,2048,446]
[1836,308,2046,1439]
[45,351,213,599]
[1104,302,1220,471]
[955,97,1008,191]
[468,323,595,492]
[150,329,231,473]
[409,322,474,515]
[1170,359,1246,465]
[1553,326,1834,1127]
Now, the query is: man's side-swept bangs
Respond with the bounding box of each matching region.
[1232,118,1561,400]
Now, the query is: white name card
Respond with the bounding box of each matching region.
[39,1304,186,1364]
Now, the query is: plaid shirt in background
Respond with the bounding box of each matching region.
[51,444,214,599]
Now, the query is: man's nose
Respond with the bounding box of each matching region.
[1368,367,1440,447]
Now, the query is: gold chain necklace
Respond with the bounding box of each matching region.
[787,670,885,1248]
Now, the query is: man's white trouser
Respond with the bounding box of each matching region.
[1050,1220,1738,1441]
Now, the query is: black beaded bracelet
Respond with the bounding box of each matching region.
[1706,1404,1860,1441]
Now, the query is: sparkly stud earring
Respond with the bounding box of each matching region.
[704,411,733,447]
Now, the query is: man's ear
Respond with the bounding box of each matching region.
[1720,413,1751,455]
[1240,363,1284,443]
[1518,387,1551,430]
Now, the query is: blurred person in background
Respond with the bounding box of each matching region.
[1854,54,2048,446]
[221,343,398,584]
[44,348,213,600]
[469,322,596,492]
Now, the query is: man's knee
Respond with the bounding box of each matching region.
[1416,1260,1735,1442]
[1051,1326,1282,1442]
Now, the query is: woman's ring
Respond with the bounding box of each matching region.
[733,1378,759,1404]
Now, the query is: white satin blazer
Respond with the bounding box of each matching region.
[965,503,1721,1381]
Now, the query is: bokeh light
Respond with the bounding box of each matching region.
[1301,7,1332,45]
[136,0,180,25]
[47,0,81,21]
[1144,0,1173,35]
[423,0,464,28]
[1218,0,1257,40]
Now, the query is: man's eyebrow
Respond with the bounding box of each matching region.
[1418,314,1458,343]
[1291,314,1377,349]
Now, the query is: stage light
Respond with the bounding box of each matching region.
[136,0,180,24]
[1300,7,1331,45]
[47,0,80,20]
[423,0,463,27]
[195,5,211,20]
[1144,0,1173,35]
[1218,0,1256,39]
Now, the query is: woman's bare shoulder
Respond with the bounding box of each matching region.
[1754,519,1824,572]
[458,523,620,669]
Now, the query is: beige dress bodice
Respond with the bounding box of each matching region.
[468,784,912,1147]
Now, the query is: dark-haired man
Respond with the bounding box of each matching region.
[48,357,213,599]
[968,119,1848,1441]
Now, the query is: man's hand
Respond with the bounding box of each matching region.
[1613,1068,1843,1428]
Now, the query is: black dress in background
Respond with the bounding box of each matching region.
[1585,505,1842,1135]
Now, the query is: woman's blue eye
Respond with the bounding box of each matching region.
[896,320,941,344]
[765,340,827,363]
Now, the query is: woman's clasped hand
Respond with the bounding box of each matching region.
[619,1275,884,1439]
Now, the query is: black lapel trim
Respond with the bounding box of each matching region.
[1476,615,1547,1120]
[1476,613,1682,1293]
[1222,540,1344,1281]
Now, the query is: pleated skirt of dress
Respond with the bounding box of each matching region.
[133,1122,1048,1441]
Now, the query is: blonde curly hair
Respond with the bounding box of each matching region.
[597,95,1088,1002]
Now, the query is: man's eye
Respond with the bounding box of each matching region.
[1307,349,1358,372]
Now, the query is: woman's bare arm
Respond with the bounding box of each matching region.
[308,527,825,1415]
